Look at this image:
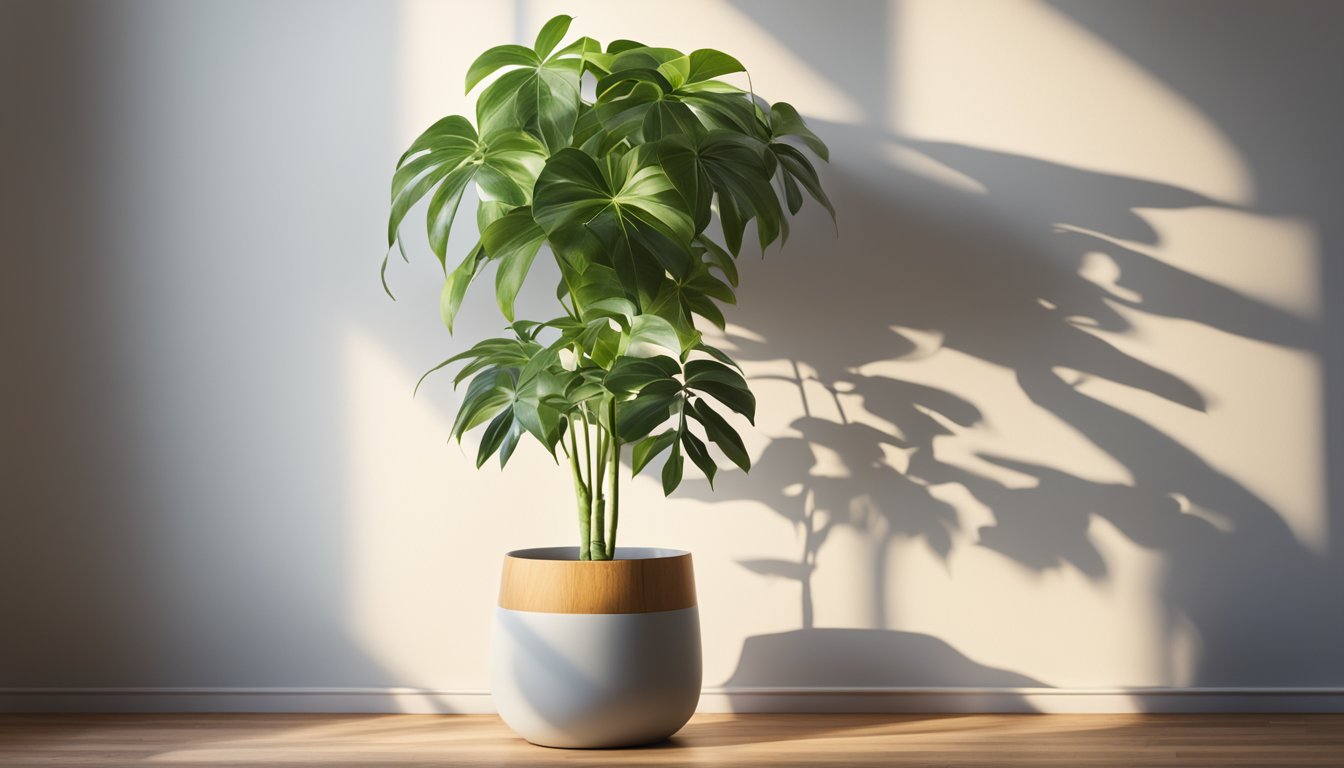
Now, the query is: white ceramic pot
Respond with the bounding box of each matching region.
[490,546,701,748]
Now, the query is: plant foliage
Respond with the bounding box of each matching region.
[385,15,831,559]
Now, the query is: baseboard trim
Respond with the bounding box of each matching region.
[3,686,1343,714]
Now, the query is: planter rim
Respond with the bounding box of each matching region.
[499,547,696,614]
[505,546,689,562]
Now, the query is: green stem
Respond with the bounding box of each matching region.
[607,396,619,559]
[591,405,608,560]
[568,424,590,561]
[581,409,594,496]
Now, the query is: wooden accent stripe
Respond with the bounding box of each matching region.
[498,549,696,614]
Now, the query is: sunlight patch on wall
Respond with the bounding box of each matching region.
[883,143,989,196]
[893,0,1254,205]
[342,326,576,688]
[397,0,514,144]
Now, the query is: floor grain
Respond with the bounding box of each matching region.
[1,714,1342,767]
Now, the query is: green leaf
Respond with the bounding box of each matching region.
[657,56,691,90]
[616,379,681,442]
[476,56,582,153]
[498,418,525,467]
[685,49,745,83]
[533,149,695,307]
[698,236,739,287]
[681,428,716,487]
[685,358,750,389]
[607,39,648,54]
[661,439,684,494]
[690,398,750,471]
[474,132,549,205]
[609,46,685,73]
[441,243,485,333]
[389,118,546,268]
[553,35,603,63]
[693,341,742,371]
[477,409,515,467]
[482,208,547,322]
[515,60,583,152]
[592,78,694,145]
[388,116,476,250]
[452,369,516,440]
[685,359,755,421]
[674,87,766,140]
[604,355,681,395]
[623,314,683,357]
[658,130,780,253]
[595,68,672,99]
[631,430,677,475]
[769,101,829,162]
[641,258,734,342]
[466,45,540,93]
[426,164,478,261]
[533,14,573,59]
[772,142,835,222]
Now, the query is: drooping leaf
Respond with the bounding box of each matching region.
[685,359,755,421]
[482,208,547,322]
[681,428,716,487]
[658,130,780,252]
[451,368,517,439]
[698,235,739,287]
[632,430,678,475]
[388,116,475,251]
[661,438,684,494]
[389,118,547,268]
[690,397,750,471]
[769,101,830,162]
[771,142,835,222]
[615,379,682,442]
[440,242,486,333]
[477,409,515,467]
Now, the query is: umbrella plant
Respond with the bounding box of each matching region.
[384,14,832,560]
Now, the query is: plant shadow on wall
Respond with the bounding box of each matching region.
[685,0,1344,702]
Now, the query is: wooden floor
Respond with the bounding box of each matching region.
[1,714,1342,767]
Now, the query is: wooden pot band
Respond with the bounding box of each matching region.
[498,551,697,614]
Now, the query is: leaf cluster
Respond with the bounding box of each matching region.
[386,15,831,492]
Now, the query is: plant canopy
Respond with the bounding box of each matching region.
[384,14,832,559]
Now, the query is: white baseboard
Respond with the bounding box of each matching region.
[3,686,1343,714]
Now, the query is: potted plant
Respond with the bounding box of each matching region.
[383,14,832,748]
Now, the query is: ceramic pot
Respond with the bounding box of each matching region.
[490,546,701,748]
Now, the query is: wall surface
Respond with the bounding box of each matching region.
[2,0,1342,713]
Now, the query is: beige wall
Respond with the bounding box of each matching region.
[3,0,1342,712]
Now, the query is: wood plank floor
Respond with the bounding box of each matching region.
[1,714,1342,767]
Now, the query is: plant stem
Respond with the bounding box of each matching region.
[580,409,609,560]
[591,404,608,559]
[568,424,590,561]
[607,396,619,559]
